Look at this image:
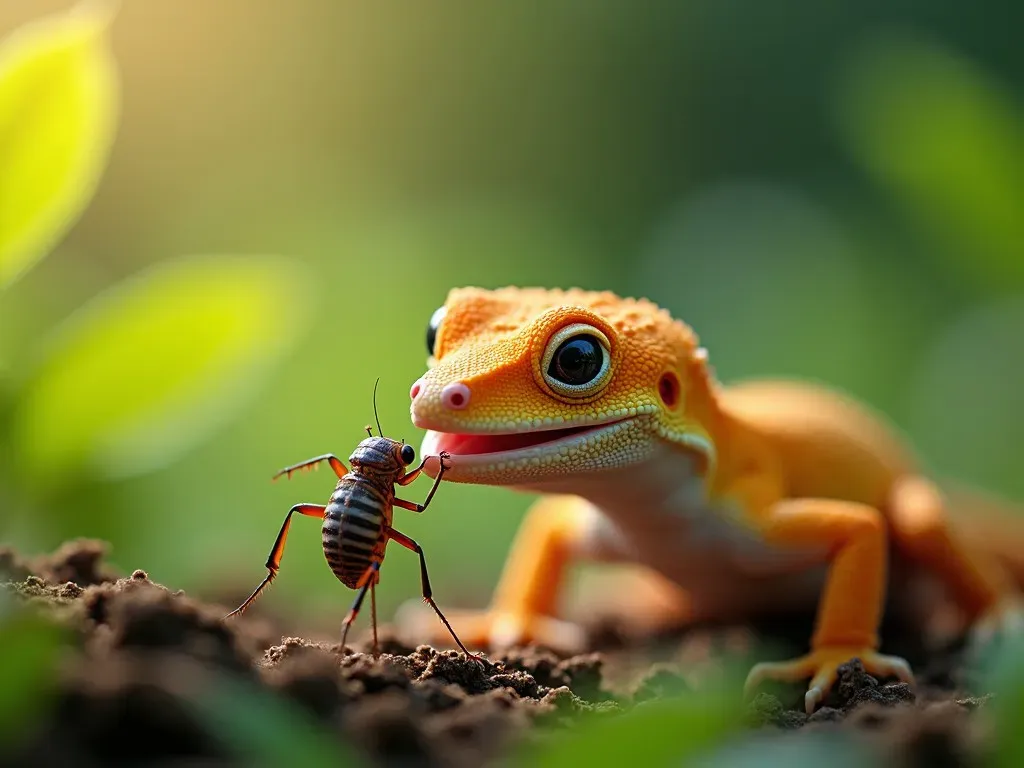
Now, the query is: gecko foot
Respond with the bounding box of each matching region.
[744,647,915,714]
[394,600,587,654]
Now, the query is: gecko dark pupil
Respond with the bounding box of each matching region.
[400,444,415,465]
[549,335,603,386]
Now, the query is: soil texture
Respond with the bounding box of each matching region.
[0,540,1006,767]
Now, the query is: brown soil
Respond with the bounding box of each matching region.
[0,539,1003,767]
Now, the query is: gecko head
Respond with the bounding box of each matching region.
[409,286,716,491]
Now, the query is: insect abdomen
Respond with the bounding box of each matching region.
[323,477,388,589]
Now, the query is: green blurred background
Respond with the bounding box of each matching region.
[1,0,1022,635]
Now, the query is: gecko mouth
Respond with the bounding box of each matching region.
[421,416,635,470]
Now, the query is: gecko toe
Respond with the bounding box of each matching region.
[743,658,815,698]
[804,686,824,715]
[886,656,915,685]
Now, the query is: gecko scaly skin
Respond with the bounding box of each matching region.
[406,286,1024,713]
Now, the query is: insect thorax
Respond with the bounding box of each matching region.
[349,436,403,475]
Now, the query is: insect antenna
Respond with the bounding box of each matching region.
[372,376,384,437]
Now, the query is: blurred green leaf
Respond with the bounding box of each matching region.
[9,254,311,487]
[0,0,120,289]
[516,689,741,767]
[837,35,1024,292]
[631,183,885,393]
[0,610,67,747]
[178,671,365,768]
[699,730,873,767]
[905,297,1024,500]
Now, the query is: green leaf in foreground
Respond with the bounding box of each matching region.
[836,35,1024,291]
[0,611,68,748]
[10,254,311,486]
[175,671,366,768]
[516,689,742,767]
[0,0,120,289]
[699,730,873,768]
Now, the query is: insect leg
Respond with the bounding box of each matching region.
[389,528,484,663]
[393,452,451,513]
[223,503,326,619]
[370,581,380,656]
[396,450,451,487]
[340,560,381,651]
[273,454,348,481]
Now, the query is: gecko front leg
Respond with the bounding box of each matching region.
[743,496,915,713]
[395,493,694,651]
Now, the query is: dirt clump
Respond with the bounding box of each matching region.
[0,540,1008,767]
[0,538,118,587]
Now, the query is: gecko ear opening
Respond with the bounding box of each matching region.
[658,372,680,409]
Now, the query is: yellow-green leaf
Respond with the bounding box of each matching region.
[0,0,120,289]
[10,254,311,486]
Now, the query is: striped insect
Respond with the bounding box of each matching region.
[224,384,481,661]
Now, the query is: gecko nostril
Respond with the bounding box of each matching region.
[441,382,470,410]
[409,378,423,400]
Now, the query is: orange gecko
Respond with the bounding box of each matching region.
[405,286,1024,713]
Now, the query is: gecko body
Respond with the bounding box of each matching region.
[406,286,1024,712]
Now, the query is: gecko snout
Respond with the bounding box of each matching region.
[409,377,471,410]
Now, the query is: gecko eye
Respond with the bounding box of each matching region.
[400,444,416,465]
[550,337,601,383]
[426,306,446,356]
[541,323,612,398]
